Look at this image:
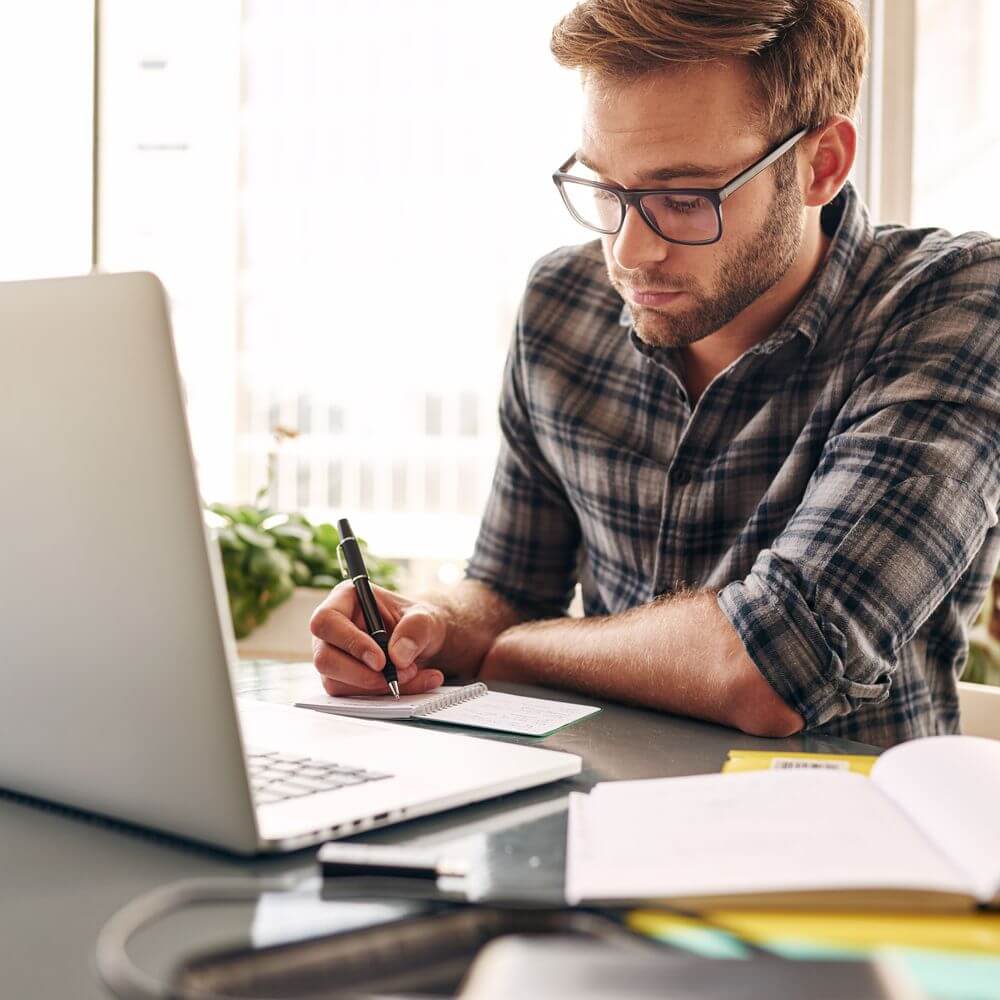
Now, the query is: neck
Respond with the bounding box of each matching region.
[681,212,831,403]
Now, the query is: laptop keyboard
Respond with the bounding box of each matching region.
[246,750,392,805]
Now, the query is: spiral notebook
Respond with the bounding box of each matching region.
[295,683,600,737]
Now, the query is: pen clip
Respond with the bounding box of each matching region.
[336,541,349,580]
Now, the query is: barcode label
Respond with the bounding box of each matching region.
[769,758,850,771]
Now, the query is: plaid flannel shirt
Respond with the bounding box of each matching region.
[466,182,1000,747]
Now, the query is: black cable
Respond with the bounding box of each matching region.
[95,875,301,1000]
[95,875,786,999]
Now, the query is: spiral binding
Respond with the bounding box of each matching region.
[414,682,489,717]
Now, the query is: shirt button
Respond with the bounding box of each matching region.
[672,467,692,486]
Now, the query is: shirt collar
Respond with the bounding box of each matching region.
[621,181,874,361]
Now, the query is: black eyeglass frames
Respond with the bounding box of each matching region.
[552,127,809,246]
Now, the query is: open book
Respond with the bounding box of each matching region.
[296,683,600,737]
[566,734,1000,911]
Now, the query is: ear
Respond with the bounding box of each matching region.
[800,115,857,208]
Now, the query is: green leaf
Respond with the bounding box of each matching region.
[313,522,341,553]
[249,546,292,582]
[260,512,290,531]
[963,625,1000,686]
[208,502,240,523]
[310,574,339,589]
[217,526,246,552]
[234,523,276,549]
[271,523,313,545]
[234,505,267,527]
[270,576,295,606]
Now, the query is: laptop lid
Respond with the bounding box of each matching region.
[0,271,259,853]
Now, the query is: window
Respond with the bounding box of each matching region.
[0,2,93,281]
[98,0,583,580]
[17,0,988,586]
[911,0,1000,234]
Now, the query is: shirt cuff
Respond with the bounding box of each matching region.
[717,552,893,729]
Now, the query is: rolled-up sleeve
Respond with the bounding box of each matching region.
[719,253,1000,729]
[465,281,582,619]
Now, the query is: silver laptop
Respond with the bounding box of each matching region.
[0,271,580,855]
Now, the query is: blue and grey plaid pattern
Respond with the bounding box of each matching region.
[466,182,1000,747]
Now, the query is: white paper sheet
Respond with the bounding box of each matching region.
[565,769,970,905]
[297,684,600,736]
[424,690,599,736]
[871,734,1000,903]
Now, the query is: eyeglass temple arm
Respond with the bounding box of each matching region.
[557,152,579,174]
[718,128,809,203]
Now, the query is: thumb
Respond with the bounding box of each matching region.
[389,604,444,670]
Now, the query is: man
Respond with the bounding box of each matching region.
[311,0,1000,747]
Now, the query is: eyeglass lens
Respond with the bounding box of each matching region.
[560,181,720,243]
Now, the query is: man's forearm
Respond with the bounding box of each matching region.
[416,578,529,680]
[478,590,804,737]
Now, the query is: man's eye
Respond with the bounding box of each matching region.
[652,195,703,214]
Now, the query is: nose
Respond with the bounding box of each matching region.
[611,203,670,271]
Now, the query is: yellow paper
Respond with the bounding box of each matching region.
[722,749,878,776]
[627,908,1000,956]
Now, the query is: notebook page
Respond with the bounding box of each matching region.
[565,770,971,904]
[295,684,485,720]
[422,691,600,736]
[871,735,1000,903]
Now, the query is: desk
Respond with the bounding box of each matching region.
[0,661,879,998]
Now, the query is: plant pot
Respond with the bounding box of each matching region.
[235,586,331,661]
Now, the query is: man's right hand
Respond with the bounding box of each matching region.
[309,580,447,696]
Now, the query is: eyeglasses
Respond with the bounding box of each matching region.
[552,127,809,246]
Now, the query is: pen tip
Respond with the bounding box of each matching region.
[389,680,401,699]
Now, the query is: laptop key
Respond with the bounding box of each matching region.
[297,766,332,779]
[325,773,369,786]
[255,791,285,804]
[268,780,318,798]
[287,776,348,793]
[247,752,394,803]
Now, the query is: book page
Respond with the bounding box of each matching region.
[871,735,1000,903]
[565,770,971,904]
[424,691,600,736]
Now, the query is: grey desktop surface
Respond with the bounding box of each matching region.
[0,661,880,999]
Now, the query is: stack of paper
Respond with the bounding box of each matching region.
[566,735,1000,911]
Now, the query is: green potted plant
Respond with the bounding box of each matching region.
[204,424,400,657]
[963,567,1000,686]
[205,501,399,657]
[208,503,396,639]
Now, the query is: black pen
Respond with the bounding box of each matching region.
[336,518,400,698]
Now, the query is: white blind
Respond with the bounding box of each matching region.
[98,0,583,563]
[0,1,93,280]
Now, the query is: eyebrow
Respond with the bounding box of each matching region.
[576,151,729,184]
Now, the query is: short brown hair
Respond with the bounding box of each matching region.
[550,0,867,139]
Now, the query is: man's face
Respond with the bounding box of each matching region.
[579,61,805,348]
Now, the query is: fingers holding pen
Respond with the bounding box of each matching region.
[321,667,444,698]
[313,639,422,691]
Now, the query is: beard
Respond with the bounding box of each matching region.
[605,173,805,349]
